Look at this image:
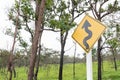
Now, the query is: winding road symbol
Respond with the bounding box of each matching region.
[82,20,92,49]
[72,14,106,53]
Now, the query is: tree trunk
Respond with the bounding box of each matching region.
[8,8,19,80]
[28,0,46,80]
[111,48,117,71]
[13,66,16,78]
[73,42,76,80]
[97,37,102,80]
[34,44,42,80]
[59,49,64,80]
[34,21,44,80]
[59,36,65,80]
[59,30,68,80]
[34,45,41,80]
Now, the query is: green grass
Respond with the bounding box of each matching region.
[0,61,120,80]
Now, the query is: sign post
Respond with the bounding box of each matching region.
[72,14,106,80]
[86,51,92,80]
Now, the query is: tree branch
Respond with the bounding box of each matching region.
[73,9,89,21]
[43,28,60,32]
[99,0,109,13]
[101,12,111,19]
[25,20,34,40]
[88,0,99,18]
[102,46,111,49]
[63,30,68,46]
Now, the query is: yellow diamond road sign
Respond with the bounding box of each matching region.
[72,14,106,53]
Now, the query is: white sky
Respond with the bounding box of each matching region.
[0,0,15,50]
[0,0,85,58]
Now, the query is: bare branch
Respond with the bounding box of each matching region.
[43,28,60,32]
[101,11,111,19]
[73,9,89,21]
[99,0,109,17]
[102,46,111,49]
[88,0,99,18]
[65,44,74,52]
[25,21,34,40]
[92,9,97,19]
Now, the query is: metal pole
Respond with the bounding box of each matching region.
[86,51,93,80]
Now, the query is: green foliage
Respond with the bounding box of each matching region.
[15,0,19,9]
[104,12,120,51]
[94,0,98,2]
[0,50,10,68]
[46,0,77,33]
[8,1,22,29]
[88,0,120,20]
[99,8,105,13]
[5,28,14,36]
[8,0,35,28]
[107,38,119,48]
[107,0,120,12]
[20,0,35,21]
[1,61,120,80]
[18,36,28,48]
[92,48,97,56]
[116,24,120,32]
[57,1,67,12]
[8,12,22,30]
[45,0,54,11]
[7,0,35,52]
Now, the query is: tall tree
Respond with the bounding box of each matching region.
[34,0,56,79]
[104,14,120,71]
[8,0,35,79]
[7,0,35,56]
[47,0,89,80]
[88,0,120,80]
[28,0,46,80]
[8,0,55,80]
[7,0,20,80]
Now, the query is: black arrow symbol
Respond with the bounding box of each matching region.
[82,20,92,49]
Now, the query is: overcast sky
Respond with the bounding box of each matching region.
[0,0,14,50]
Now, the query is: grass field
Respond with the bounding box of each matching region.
[0,61,120,80]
